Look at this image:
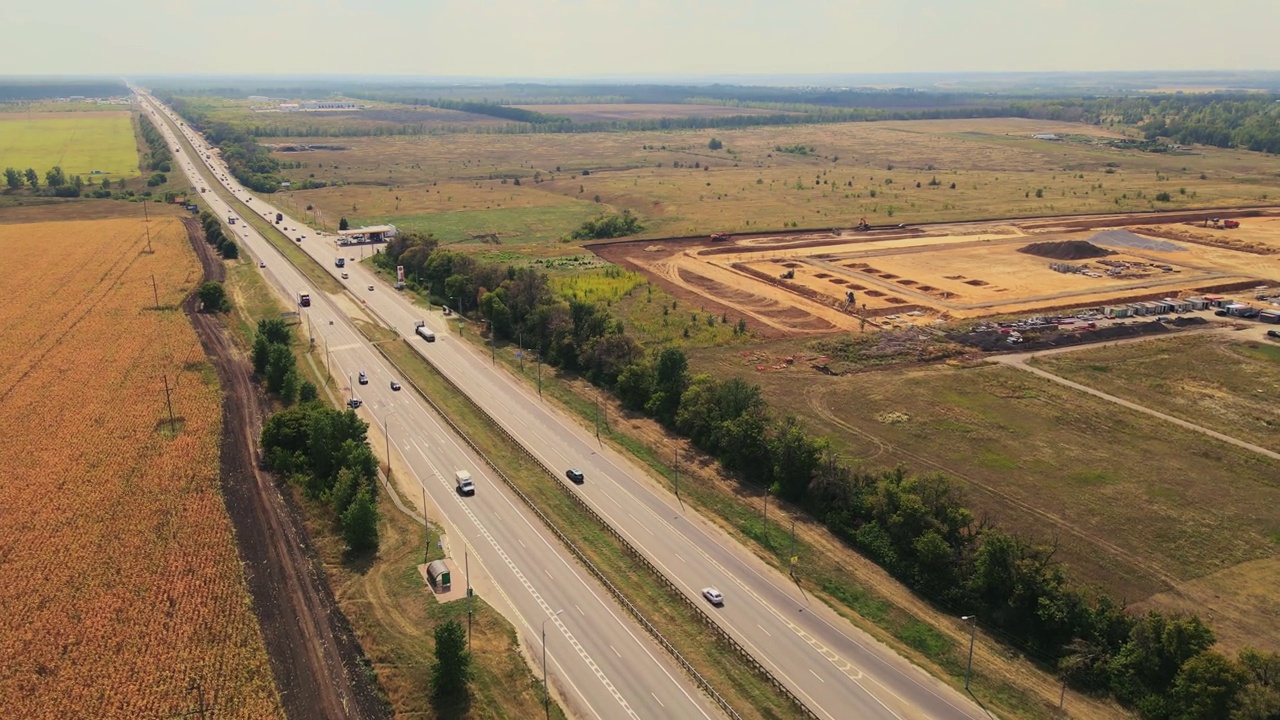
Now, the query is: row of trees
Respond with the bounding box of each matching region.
[161,94,284,192]
[376,229,1278,716]
[3,165,119,197]
[138,114,172,173]
[199,211,239,260]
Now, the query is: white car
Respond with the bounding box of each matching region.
[341,272,349,279]
[701,588,724,607]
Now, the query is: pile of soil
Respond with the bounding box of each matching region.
[1017,240,1117,260]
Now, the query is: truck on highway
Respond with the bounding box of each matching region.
[414,320,436,342]
[227,215,236,225]
[299,292,311,308]
[335,257,346,268]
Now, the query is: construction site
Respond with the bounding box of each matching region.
[592,209,1280,337]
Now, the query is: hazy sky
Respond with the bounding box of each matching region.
[6,0,1279,77]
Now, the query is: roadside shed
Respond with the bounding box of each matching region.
[426,560,451,591]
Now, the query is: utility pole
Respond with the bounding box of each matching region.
[962,615,978,691]
[537,356,542,398]
[142,199,153,254]
[763,493,769,542]
[518,330,524,371]
[151,274,160,309]
[789,516,797,576]
[594,394,600,442]
[162,374,177,433]
[674,447,679,498]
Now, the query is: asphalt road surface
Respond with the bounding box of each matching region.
[139,94,719,720]
[141,91,988,720]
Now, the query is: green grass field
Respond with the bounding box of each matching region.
[0,111,139,179]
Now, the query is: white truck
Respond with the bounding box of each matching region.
[454,470,475,495]
[414,320,435,343]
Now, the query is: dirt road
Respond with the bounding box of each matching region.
[181,218,388,720]
[992,338,1280,463]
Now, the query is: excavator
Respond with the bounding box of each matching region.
[710,233,730,242]
[854,217,871,231]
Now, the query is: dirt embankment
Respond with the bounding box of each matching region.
[1017,240,1115,261]
[181,217,389,720]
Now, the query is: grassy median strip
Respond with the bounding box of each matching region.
[378,339,804,720]
[158,106,344,297]
[464,335,1064,720]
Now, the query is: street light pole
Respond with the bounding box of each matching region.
[542,609,565,720]
[962,615,977,691]
[383,411,396,478]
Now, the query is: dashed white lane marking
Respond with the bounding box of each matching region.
[610,645,621,659]
[673,553,685,563]
[810,669,825,683]
[427,465,638,719]
[757,624,772,637]
[651,693,665,708]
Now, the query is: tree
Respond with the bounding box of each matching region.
[147,172,167,187]
[4,168,21,190]
[299,381,318,403]
[339,217,349,231]
[252,333,272,374]
[708,138,723,150]
[1170,651,1248,720]
[1110,611,1216,712]
[100,177,111,190]
[432,619,472,699]
[197,281,229,312]
[646,348,689,425]
[220,240,239,259]
[265,343,296,395]
[24,168,38,189]
[341,487,379,553]
[45,166,66,188]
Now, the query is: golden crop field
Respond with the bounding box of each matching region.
[0,216,283,719]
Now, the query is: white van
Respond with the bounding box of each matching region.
[454,470,475,496]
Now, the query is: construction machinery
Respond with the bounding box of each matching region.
[710,233,730,242]
[854,217,871,231]
[780,269,795,280]
[1223,219,1240,229]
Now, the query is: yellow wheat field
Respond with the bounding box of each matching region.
[0,216,283,719]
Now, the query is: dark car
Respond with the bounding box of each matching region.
[358,372,368,385]
[390,380,402,391]
[347,398,362,409]
[566,468,585,484]
[1215,309,1229,316]
[1267,330,1280,339]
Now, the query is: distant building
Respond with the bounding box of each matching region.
[247,95,269,103]
[337,224,397,244]
[1032,133,1060,141]
[299,101,359,110]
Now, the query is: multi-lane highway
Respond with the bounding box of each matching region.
[143,91,987,720]
[139,94,720,720]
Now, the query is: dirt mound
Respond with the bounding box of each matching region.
[1017,240,1116,260]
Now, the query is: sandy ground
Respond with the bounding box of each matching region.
[599,210,1280,337]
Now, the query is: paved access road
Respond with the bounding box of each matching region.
[143,92,987,720]
[139,94,719,720]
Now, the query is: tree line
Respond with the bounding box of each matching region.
[199,211,239,260]
[376,229,1279,718]
[160,94,285,193]
[2,164,120,197]
[248,315,381,555]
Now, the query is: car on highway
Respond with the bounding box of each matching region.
[701,588,724,607]
[358,372,368,385]
[341,272,349,279]
[390,380,402,391]
[258,261,266,268]
[566,468,585,484]
[347,398,362,409]
[368,285,375,291]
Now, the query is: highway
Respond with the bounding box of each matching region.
[143,92,988,720]
[139,94,720,720]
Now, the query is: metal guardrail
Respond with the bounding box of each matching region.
[372,336,819,720]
